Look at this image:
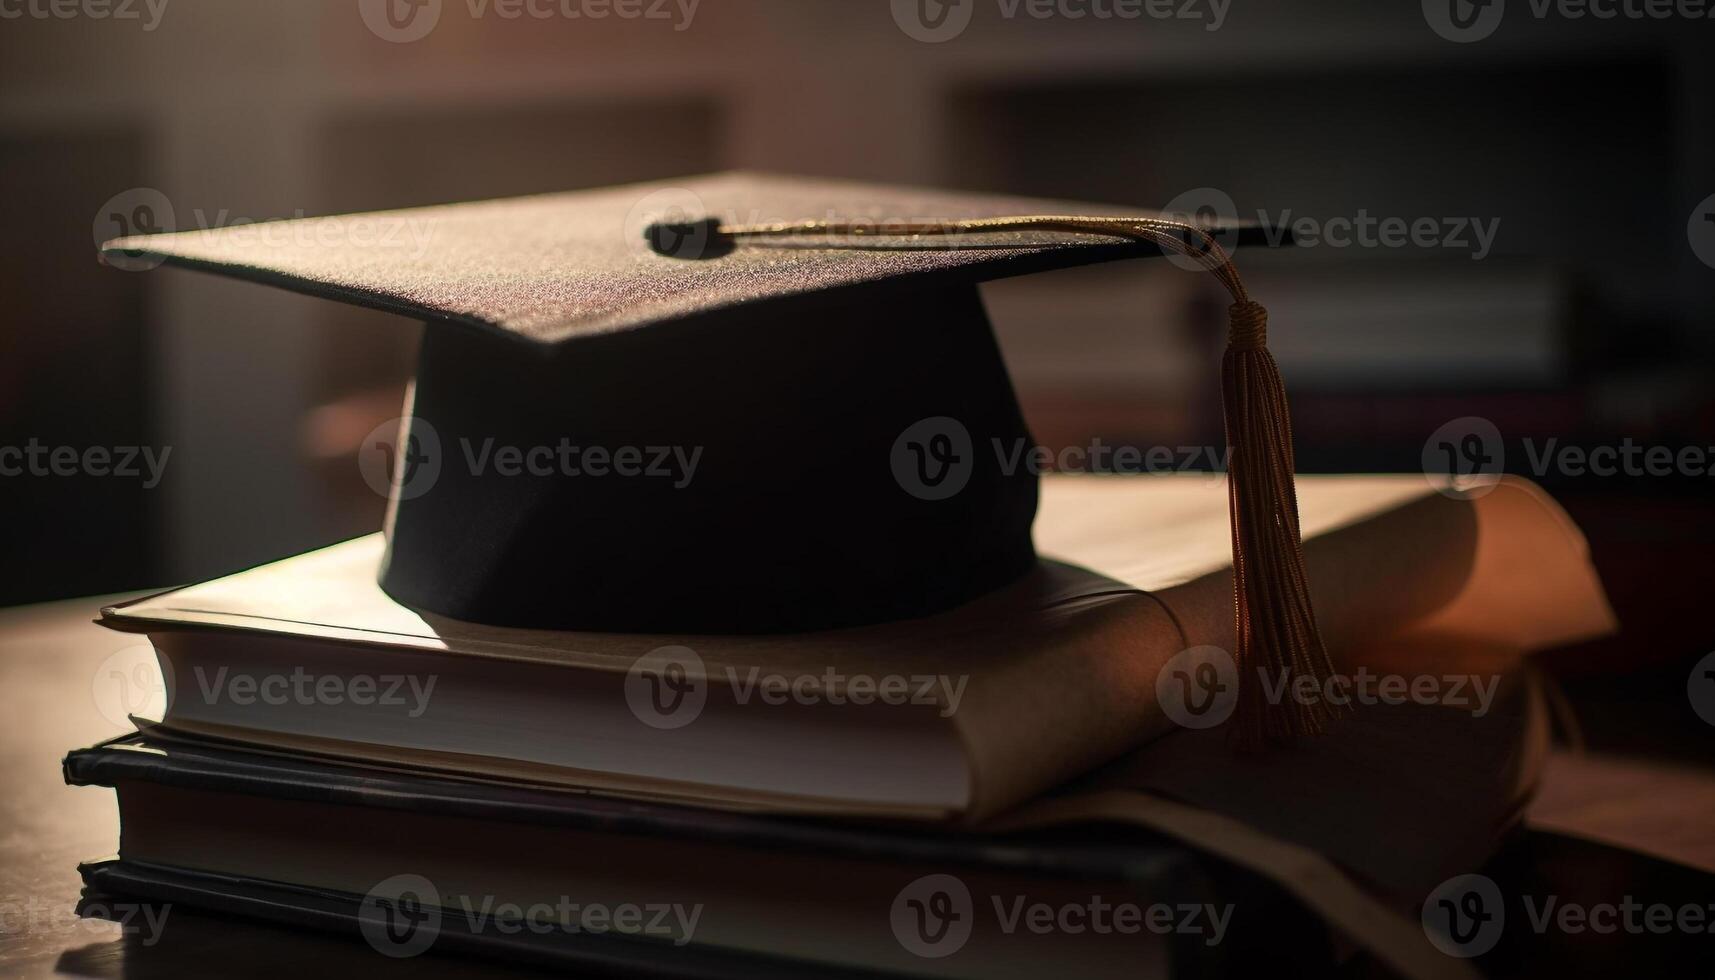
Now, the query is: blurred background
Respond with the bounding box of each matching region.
[2,1,1712,753]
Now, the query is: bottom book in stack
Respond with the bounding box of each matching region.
[68,730,1332,979]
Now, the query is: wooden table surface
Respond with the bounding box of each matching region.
[0,594,554,980]
[3,593,1712,978]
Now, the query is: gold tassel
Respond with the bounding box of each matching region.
[650,212,1342,745]
[1222,299,1342,747]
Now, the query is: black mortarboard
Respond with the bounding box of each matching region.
[101,172,1331,744]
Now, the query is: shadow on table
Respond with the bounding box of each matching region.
[59,897,559,980]
[1468,830,1715,979]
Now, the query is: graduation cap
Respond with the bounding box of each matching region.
[101,172,1333,744]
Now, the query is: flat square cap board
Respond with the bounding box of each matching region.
[99,171,1271,345]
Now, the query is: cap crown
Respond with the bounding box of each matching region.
[103,173,1265,633]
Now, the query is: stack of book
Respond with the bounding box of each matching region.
[79,174,1623,976]
[66,474,1613,978]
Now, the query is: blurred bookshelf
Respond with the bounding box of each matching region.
[0,1,1710,628]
